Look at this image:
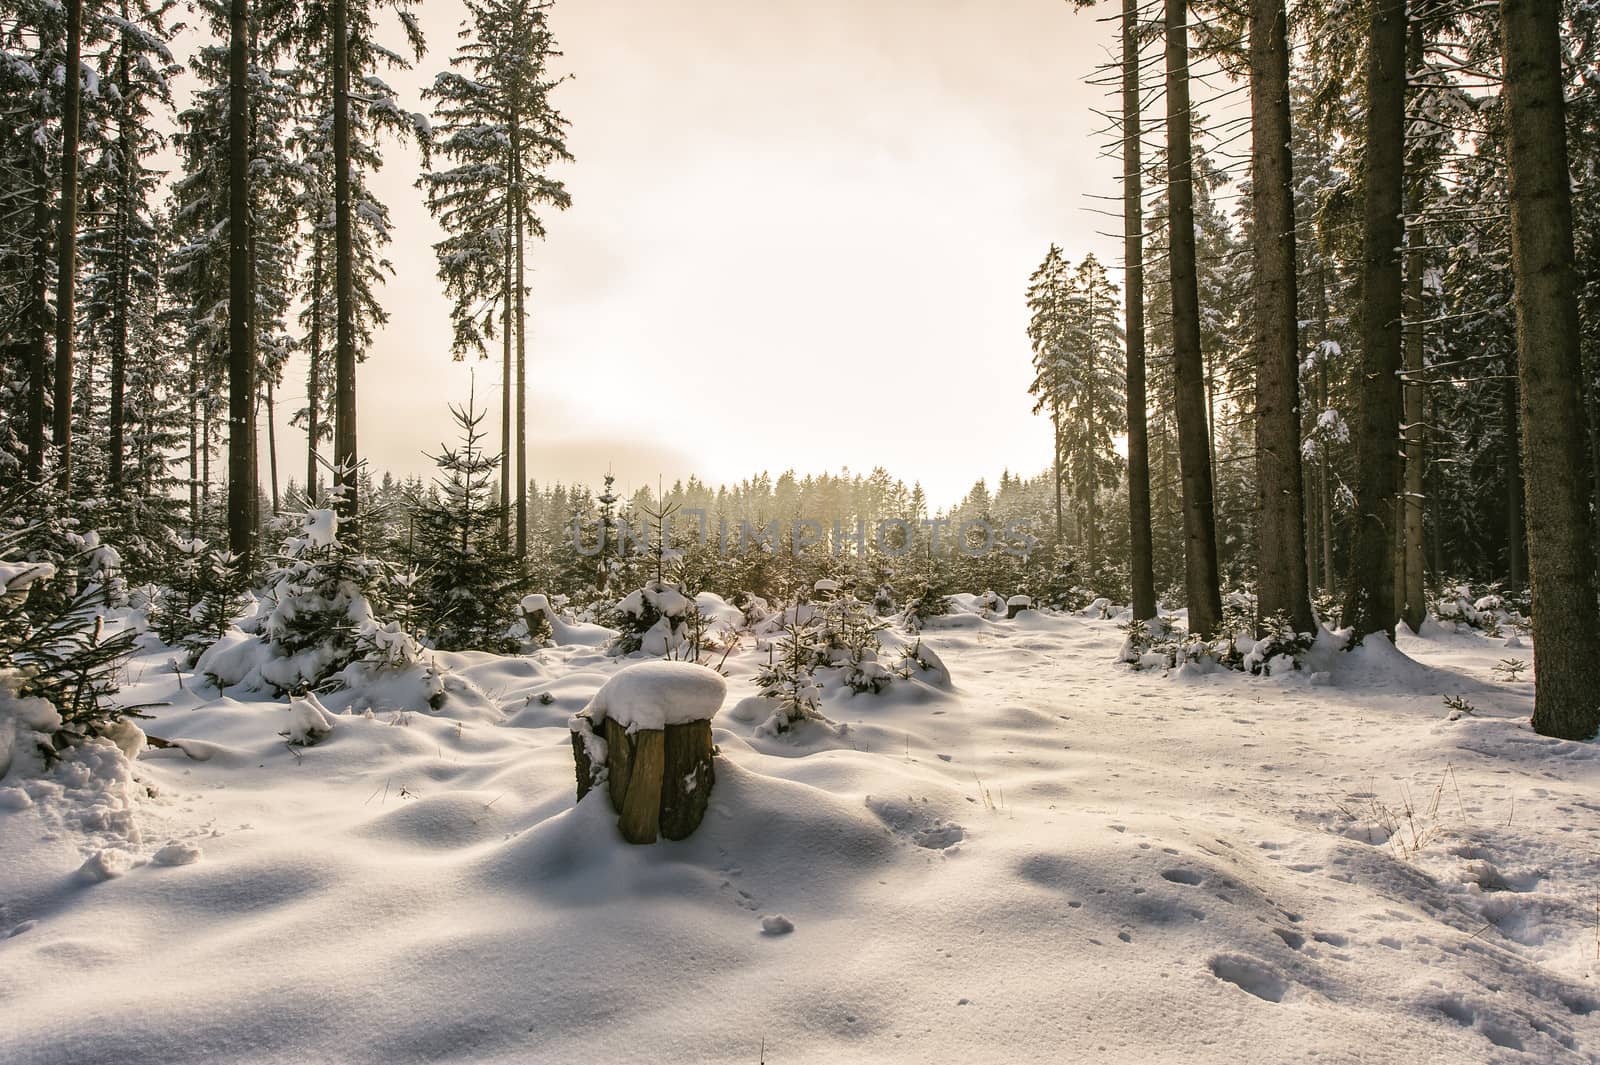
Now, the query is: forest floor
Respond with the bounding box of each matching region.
[2,603,1598,1064]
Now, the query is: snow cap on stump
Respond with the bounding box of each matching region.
[580,659,726,732]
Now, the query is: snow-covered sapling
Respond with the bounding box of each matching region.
[754,611,826,731]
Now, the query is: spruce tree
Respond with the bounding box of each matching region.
[1500,0,1600,739]
[1163,0,1224,636]
[413,387,526,652]
[422,0,572,560]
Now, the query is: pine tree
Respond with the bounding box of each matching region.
[422,0,572,560]
[1062,254,1128,580]
[1343,0,1408,640]
[0,1,66,481]
[1120,0,1155,622]
[287,0,429,522]
[412,386,526,652]
[1248,0,1313,635]
[1500,0,1600,739]
[1027,244,1071,542]
[1163,0,1224,636]
[287,13,419,507]
[79,1,178,502]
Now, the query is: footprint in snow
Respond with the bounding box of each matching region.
[1208,955,1289,1003]
[865,795,965,851]
[1434,997,1525,1051]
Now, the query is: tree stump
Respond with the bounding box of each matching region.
[570,661,724,844]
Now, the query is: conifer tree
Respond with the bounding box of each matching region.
[422,0,572,560]
[286,0,427,521]
[1163,0,1224,635]
[412,386,526,652]
[1343,0,1408,639]
[1248,0,1313,635]
[1500,0,1600,739]
[1027,244,1071,542]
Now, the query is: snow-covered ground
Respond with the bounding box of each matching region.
[2,608,1597,1064]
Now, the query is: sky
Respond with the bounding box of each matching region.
[262,0,1127,509]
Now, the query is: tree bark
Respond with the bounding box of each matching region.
[1123,0,1156,622]
[1503,370,1523,593]
[1052,401,1064,540]
[1085,280,1099,578]
[1500,0,1600,740]
[266,378,280,516]
[513,166,528,562]
[1164,0,1223,637]
[332,0,359,523]
[227,0,256,561]
[1399,22,1428,634]
[1315,264,1334,594]
[1342,0,1406,639]
[1249,0,1313,634]
[26,153,49,480]
[307,229,324,501]
[501,207,513,548]
[1401,238,1426,632]
[189,346,200,532]
[109,9,133,498]
[52,0,84,495]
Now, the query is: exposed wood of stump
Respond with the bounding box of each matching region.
[571,715,716,844]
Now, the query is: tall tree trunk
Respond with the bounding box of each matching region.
[1123,0,1156,621]
[202,394,212,524]
[1503,369,1524,593]
[266,378,280,516]
[1501,0,1600,739]
[1401,239,1426,632]
[1426,383,1442,579]
[1249,0,1313,634]
[109,13,133,498]
[227,0,256,561]
[307,229,324,500]
[513,162,528,561]
[189,346,200,532]
[1399,22,1428,634]
[1164,0,1223,637]
[1587,349,1600,593]
[26,166,49,480]
[1316,266,1334,594]
[1342,0,1406,639]
[501,211,513,548]
[332,0,358,522]
[52,0,85,495]
[1087,382,1098,578]
[1052,401,1064,540]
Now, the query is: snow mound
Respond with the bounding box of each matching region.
[520,593,617,647]
[78,847,136,882]
[580,660,727,731]
[761,914,795,935]
[285,693,336,745]
[152,840,203,866]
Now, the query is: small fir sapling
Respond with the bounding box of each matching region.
[1241,612,1316,675]
[819,591,893,693]
[410,388,527,653]
[1,529,142,769]
[158,540,249,662]
[899,555,950,632]
[754,611,826,731]
[217,472,427,695]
